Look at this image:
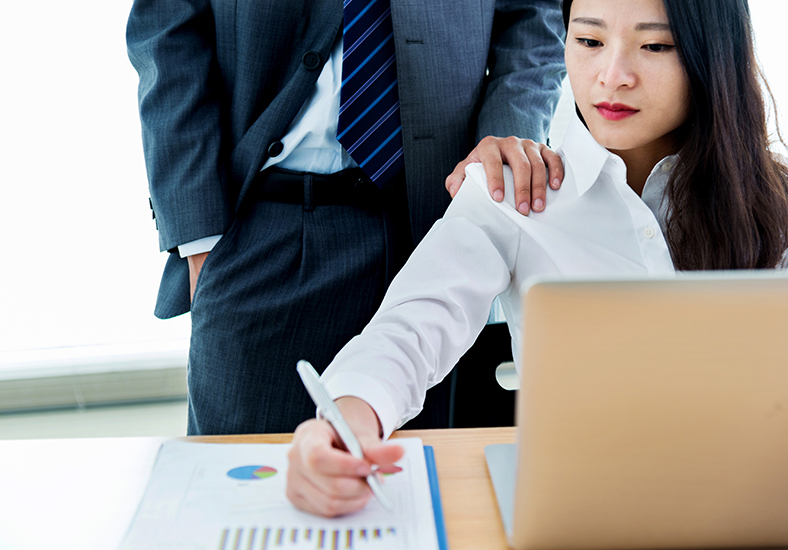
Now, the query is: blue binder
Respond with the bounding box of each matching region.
[424,445,449,550]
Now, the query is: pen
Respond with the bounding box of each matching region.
[296,360,394,513]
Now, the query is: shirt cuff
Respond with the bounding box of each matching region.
[322,371,400,440]
[178,235,222,258]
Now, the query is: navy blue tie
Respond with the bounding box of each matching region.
[337,0,404,188]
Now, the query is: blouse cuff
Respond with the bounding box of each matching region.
[322,372,400,440]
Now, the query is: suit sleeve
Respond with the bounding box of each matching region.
[127,0,232,253]
[475,0,566,144]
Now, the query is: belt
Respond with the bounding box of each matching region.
[253,167,381,210]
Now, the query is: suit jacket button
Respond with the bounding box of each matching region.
[302,51,321,70]
[267,140,284,157]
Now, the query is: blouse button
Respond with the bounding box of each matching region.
[644,227,656,239]
[661,161,672,173]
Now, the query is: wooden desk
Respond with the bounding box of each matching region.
[403,427,515,549]
[0,427,514,550]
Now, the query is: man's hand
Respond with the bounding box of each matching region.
[187,252,209,302]
[445,136,564,215]
[286,397,404,517]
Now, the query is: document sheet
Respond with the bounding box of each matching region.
[121,438,440,550]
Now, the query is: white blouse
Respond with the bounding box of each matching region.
[323,114,686,438]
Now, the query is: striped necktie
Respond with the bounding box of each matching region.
[337,0,404,188]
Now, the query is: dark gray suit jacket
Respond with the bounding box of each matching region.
[127,0,565,318]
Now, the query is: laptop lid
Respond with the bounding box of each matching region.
[489,271,788,550]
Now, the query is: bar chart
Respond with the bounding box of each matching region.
[218,526,398,550]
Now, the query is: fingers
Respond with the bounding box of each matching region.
[520,141,547,214]
[287,467,373,517]
[187,251,209,302]
[446,136,503,201]
[542,146,564,191]
[503,138,535,215]
[362,440,405,467]
[478,136,507,203]
[445,158,471,198]
[287,420,371,517]
[286,419,403,518]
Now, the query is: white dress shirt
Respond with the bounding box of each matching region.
[321,113,679,438]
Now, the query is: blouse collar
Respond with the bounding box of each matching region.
[558,112,614,197]
[558,111,678,198]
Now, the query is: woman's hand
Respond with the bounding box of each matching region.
[445,136,564,215]
[286,397,405,517]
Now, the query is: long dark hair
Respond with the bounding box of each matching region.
[562,0,788,270]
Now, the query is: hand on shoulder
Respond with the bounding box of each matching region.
[445,136,564,215]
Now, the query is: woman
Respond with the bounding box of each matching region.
[286,0,788,517]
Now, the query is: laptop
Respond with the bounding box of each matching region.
[485,271,788,550]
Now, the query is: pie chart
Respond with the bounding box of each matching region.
[227,465,278,480]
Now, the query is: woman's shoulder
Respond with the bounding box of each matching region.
[463,162,517,206]
[462,159,573,208]
[448,164,520,221]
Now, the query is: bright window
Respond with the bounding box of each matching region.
[0,1,785,380]
[0,0,189,378]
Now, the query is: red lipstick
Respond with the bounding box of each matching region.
[595,102,639,121]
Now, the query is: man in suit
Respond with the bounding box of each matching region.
[127,0,565,435]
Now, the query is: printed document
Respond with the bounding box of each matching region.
[121,438,439,550]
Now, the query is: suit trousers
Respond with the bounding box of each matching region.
[187,169,454,434]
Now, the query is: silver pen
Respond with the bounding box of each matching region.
[296,360,394,513]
